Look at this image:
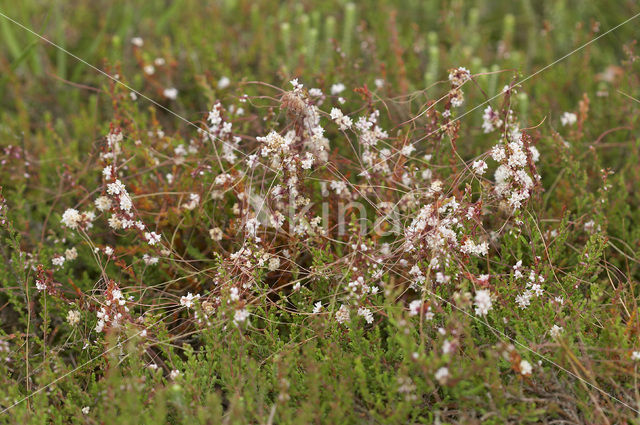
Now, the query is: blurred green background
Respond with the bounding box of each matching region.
[0,0,637,131]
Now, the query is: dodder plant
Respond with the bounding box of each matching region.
[1,63,639,423]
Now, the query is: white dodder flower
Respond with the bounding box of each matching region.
[434,367,450,384]
[357,307,374,324]
[460,239,489,257]
[312,302,323,314]
[472,160,487,175]
[143,254,158,265]
[482,106,503,133]
[448,67,471,86]
[268,257,280,271]
[102,165,113,179]
[408,300,422,316]
[182,193,200,210]
[583,220,596,233]
[67,310,81,325]
[65,247,78,261]
[335,305,350,324]
[519,360,532,376]
[61,208,82,229]
[209,227,223,241]
[330,83,345,95]
[234,308,250,323]
[560,112,577,126]
[218,76,230,89]
[180,292,200,308]
[449,88,464,107]
[330,107,353,131]
[163,87,178,100]
[95,196,112,211]
[145,232,161,245]
[550,324,563,338]
[474,290,492,316]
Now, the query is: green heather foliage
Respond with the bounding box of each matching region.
[1,0,640,423]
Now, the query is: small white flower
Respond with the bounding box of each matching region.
[550,324,563,338]
[180,292,200,308]
[102,165,114,180]
[145,232,161,245]
[106,180,125,196]
[519,359,532,376]
[632,351,640,361]
[448,67,471,86]
[450,88,464,107]
[434,367,449,384]
[357,307,374,324]
[330,107,353,131]
[143,254,159,265]
[474,289,492,316]
[67,310,81,326]
[401,144,416,156]
[335,304,350,324]
[81,406,90,415]
[301,153,314,169]
[583,220,596,233]
[95,196,112,211]
[408,300,422,316]
[163,87,178,100]
[218,76,230,89]
[209,227,223,241]
[268,257,280,272]
[61,208,82,229]
[290,79,303,90]
[560,112,577,127]
[234,308,250,323]
[65,247,78,261]
[312,302,323,314]
[330,83,345,95]
[182,193,200,210]
[169,369,181,380]
[472,160,488,175]
[52,255,65,267]
[131,37,143,47]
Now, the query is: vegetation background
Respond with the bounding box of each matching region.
[0,0,639,423]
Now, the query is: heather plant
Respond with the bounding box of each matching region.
[1,1,640,424]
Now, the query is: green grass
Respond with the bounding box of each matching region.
[1,0,640,423]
